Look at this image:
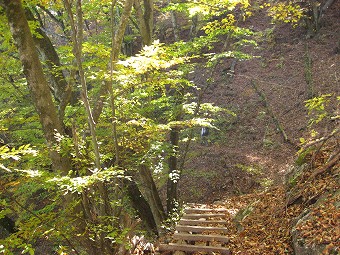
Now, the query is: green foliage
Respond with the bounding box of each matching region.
[0,238,35,255]
[0,0,261,252]
[298,94,338,157]
[163,0,251,19]
[162,0,256,65]
[117,40,186,74]
[296,147,314,166]
[305,94,332,126]
[161,200,182,232]
[0,144,37,172]
[0,145,37,162]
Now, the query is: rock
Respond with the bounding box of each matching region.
[291,210,326,255]
[285,164,307,190]
[291,191,340,255]
[233,201,258,232]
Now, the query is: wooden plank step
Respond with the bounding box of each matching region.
[182,213,226,219]
[179,219,226,225]
[176,225,228,233]
[185,208,228,213]
[159,243,231,255]
[173,233,230,243]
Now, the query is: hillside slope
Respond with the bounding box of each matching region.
[165,2,339,254]
[178,0,339,204]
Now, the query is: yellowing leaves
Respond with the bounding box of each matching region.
[268,2,305,25]
[203,14,236,35]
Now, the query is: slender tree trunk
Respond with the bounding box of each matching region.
[167,0,180,41]
[134,0,154,46]
[93,0,134,123]
[64,2,113,252]
[166,88,183,213]
[1,0,70,173]
[304,43,314,99]
[167,128,180,213]
[111,0,134,61]
[64,0,101,172]
[189,14,199,40]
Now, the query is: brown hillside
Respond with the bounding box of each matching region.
[179,0,340,203]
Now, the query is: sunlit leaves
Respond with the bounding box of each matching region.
[203,14,236,35]
[117,40,185,74]
[48,168,126,194]
[163,0,250,18]
[0,144,37,162]
[206,49,253,67]
[82,42,111,69]
[305,94,332,126]
[267,2,305,26]
[169,169,180,183]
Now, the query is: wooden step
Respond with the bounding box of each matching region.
[182,213,226,219]
[159,243,231,255]
[185,208,228,213]
[176,225,228,233]
[179,219,226,225]
[173,233,230,243]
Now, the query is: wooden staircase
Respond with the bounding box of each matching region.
[159,204,231,254]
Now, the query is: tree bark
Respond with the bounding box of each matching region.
[111,0,134,62]
[166,88,184,213]
[134,0,154,46]
[139,164,166,235]
[64,0,101,172]
[167,0,180,41]
[126,178,158,234]
[24,8,71,121]
[167,128,180,213]
[1,0,70,173]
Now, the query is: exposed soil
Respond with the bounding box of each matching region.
[178,0,340,204]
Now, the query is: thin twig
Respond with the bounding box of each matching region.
[303,129,339,150]
[251,80,290,143]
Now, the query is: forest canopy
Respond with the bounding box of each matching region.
[0,0,338,254]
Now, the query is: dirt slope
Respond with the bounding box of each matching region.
[179,0,340,203]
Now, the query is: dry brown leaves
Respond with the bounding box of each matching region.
[223,187,301,255]
[209,146,339,254]
[296,193,340,251]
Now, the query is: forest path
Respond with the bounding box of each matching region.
[159,203,231,254]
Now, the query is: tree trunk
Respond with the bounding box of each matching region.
[111,0,134,61]
[64,0,112,238]
[126,178,158,234]
[134,0,154,46]
[166,88,183,213]
[138,164,166,235]
[167,0,180,41]
[167,128,180,213]
[1,0,70,173]
[24,8,71,121]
